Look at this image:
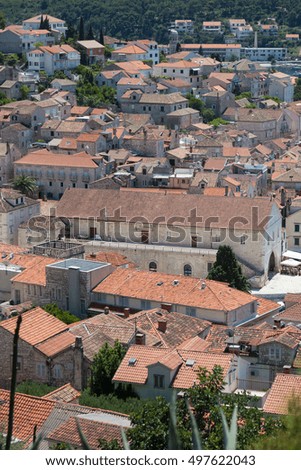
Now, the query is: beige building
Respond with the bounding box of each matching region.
[14,149,105,200]
[55,188,282,286]
[0,189,40,244]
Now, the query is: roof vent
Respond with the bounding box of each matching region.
[128,357,137,366]
[157,281,163,286]
[201,281,206,289]
[172,279,179,286]
[186,359,195,367]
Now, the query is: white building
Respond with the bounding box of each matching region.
[202,21,222,32]
[242,47,287,62]
[0,189,40,245]
[229,19,246,32]
[27,45,80,75]
[235,25,254,40]
[22,14,67,37]
[170,20,194,34]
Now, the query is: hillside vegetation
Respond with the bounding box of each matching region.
[0,0,301,43]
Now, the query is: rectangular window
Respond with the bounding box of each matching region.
[154,374,165,389]
[295,238,300,246]
[37,363,46,378]
[295,224,300,232]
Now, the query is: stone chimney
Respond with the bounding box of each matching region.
[73,336,83,390]
[161,303,172,312]
[104,306,110,315]
[158,319,167,333]
[283,365,291,374]
[124,307,130,318]
[135,332,146,345]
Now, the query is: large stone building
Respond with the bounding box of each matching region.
[51,188,282,287]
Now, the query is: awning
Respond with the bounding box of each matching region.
[282,250,301,261]
[280,259,301,267]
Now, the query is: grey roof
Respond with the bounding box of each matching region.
[49,258,110,272]
[139,92,188,104]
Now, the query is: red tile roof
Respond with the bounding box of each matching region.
[47,416,124,449]
[263,373,301,414]
[0,389,55,444]
[93,268,257,312]
[43,384,81,403]
[0,307,68,346]
[113,345,233,389]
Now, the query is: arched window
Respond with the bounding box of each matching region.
[184,264,192,276]
[149,261,157,272]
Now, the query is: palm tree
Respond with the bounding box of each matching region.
[13,176,37,197]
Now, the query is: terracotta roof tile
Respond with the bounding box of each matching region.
[113,345,233,389]
[57,188,276,231]
[0,389,55,444]
[47,416,124,449]
[127,309,210,348]
[43,384,81,403]
[93,268,257,312]
[263,373,301,414]
[36,330,75,356]
[0,307,68,346]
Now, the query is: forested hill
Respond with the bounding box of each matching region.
[0,0,301,42]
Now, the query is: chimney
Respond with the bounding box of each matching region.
[283,365,291,374]
[280,188,286,207]
[124,307,130,318]
[135,332,146,345]
[274,318,281,328]
[158,319,167,333]
[104,306,110,315]
[225,185,229,196]
[161,302,172,312]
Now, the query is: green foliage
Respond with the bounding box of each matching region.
[76,68,116,106]
[294,78,301,101]
[0,11,6,29]
[207,245,250,292]
[16,380,56,397]
[79,388,143,414]
[0,91,12,106]
[78,16,85,41]
[263,95,282,104]
[127,366,282,450]
[235,91,252,100]
[186,93,204,113]
[253,398,301,449]
[202,108,215,123]
[43,303,80,324]
[90,341,126,395]
[20,84,30,100]
[13,175,37,196]
[210,117,228,128]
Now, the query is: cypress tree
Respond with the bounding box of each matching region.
[86,24,94,40]
[78,16,85,40]
[99,27,104,45]
[39,14,44,29]
[207,245,250,292]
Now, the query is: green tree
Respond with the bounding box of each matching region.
[78,16,85,41]
[127,366,282,450]
[39,14,44,29]
[87,24,94,40]
[202,107,215,123]
[0,11,6,30]
[90,341,126,396]
[13,175,37,196]
[19,84,30,100]
[186,93,204,113]
[207,245,250,292]
[43,303,80,324]
[99,28,104,46]
[294,78,301,101]
[5,54,18,67]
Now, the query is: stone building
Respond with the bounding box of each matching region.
[55,188,282,287]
